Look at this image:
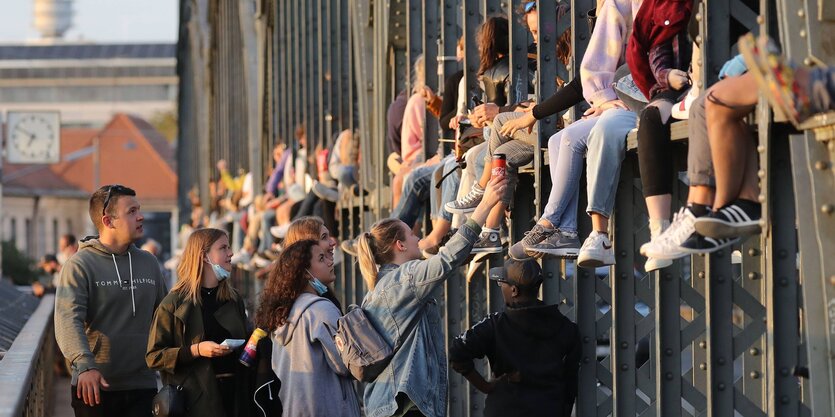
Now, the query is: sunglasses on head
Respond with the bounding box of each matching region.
[102,184,129,216]
[524,1,537,13]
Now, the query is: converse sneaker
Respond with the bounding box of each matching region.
[445,184,484,214]
[679,232,740,255]
[340,239,358,257]
[508,223,555,260]
[643,207,697,260]
[577,231,615,268]
[472,229,503,254]
[526,229,581,258]
[693,200,761,239]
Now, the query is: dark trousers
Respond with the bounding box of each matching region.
[70,386,156,417]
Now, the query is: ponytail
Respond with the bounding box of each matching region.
[356,218,408,291]
[356,232,379,290]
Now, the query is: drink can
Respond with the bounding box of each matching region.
[491,153,507,178]
[239,328,268,367]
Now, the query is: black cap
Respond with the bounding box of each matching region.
[39,254,58,266]
[488,259,543,287]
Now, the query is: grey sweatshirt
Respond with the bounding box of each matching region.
[271,292,360,417]
[54,237,166,390]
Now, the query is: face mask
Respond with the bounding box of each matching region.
[207,258,231,281]
[307,270,328,296]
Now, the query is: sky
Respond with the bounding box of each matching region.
[0,0,177,43]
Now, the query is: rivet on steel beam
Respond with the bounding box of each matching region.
[547,272,554,278]
[758,194,766,203]
[748,248,760,256]
[822,204,834,215]
[815,161,830,170]
[756,15,764,24]
[798,9,805,18]
[757,169,765,178]
[717,357,726,366]
[619,250,628,258]
[583,357,591,363]
[665,348,673,356]
[579,34,587,41]
[620,273,628,280]
[699,341,707,349]
[778,249,788,258]
[757,145,766,153]
[583,336,591,343]
[781,368,790,376]
[718,383,726,391]
[748,272,760,280]
[621,364,628,371]
[780,277,789,287]
[698,271,706,279]
[716,250,725,257]
[781,395,790,404]
[750,371,760,379]
[695,12,702,21]
[750,347,760,356]
[716,276,725,284]
[699,362,707,370]
[666,372,674,381]
[620,342,628,349]
[800,30,807,38]
[830,275,835,286]
[804,57,815,67]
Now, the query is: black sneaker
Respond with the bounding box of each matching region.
[526,230,581,258]
[693,200,761,239]
[679,232,739,255]
[472,230,503,254]
[508,224,555,260]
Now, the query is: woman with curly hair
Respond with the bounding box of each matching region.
[284,215,343,312]
[255,239,359,417]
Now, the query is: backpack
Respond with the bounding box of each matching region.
[252,336,282,417]
[328,304,394,382]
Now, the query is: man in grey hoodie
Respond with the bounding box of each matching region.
[55,185,167,417]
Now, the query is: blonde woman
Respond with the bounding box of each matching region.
[356,176,505,417]
[147,228,251,417]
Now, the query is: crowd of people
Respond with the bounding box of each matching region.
[47,0,835,416]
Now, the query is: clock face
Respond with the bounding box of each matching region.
[6,111,61,163]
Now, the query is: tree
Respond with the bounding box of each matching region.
[149,110,178,143]
[1,241,37,285]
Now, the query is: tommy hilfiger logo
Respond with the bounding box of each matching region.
[94,278,156,288]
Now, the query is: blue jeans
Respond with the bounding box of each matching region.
[231,210,245,252]
[392,162,439,227]
[585,108,637,218]
[541,118,593,233]
[258,209,276,253]
[430,155,460,222]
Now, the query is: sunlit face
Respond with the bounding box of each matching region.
[456,42,465,61]
[104,196,144,243]
[317,224,337,261]
[206,235,233,271]
[526,10,539,41]
[308,245,335,285]
[398,222,422,261]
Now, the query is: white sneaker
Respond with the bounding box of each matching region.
[672,86,699,120]
[644,208,697,260]
[644,256,673,272]
[270,223,291,239]
[252,254,272,269]
[577,231,615,268]
[231,250,252,265]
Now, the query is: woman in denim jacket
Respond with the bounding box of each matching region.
[356,175,506,417]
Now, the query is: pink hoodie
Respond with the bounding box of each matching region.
[400,93,426,163]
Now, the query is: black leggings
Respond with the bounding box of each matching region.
[637,105,673,197]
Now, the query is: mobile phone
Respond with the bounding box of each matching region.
[220,339,245,349]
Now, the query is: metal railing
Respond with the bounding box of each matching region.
[0,294,56,417]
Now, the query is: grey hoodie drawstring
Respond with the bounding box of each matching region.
[111,252,136,317]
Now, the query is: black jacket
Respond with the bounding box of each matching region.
[449,302,580,417]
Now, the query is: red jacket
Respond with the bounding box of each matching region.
[626,0,693,99]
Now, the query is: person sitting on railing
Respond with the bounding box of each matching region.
[449,259,580,417]
[626,0,694,272]
[519,0,643,268]
[147,228,253,417]
[256,239,361,417]
[392,54,433,208]
[355,175,506,417]
[641,53,749,260]
[55,185,167,416]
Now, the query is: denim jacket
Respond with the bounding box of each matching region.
[361,220,481,417]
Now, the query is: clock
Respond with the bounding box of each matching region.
[6,111,61,164]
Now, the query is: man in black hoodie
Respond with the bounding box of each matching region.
[449,259,580,417]
[55,185,167,417]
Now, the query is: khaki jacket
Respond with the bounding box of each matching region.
[146,290,253,417]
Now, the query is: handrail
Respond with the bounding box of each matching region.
[0,295,55,417]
